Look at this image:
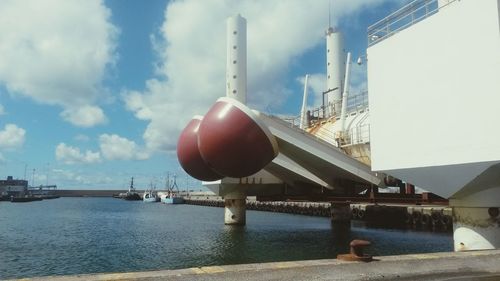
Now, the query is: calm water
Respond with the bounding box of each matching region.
[0,198,452,279]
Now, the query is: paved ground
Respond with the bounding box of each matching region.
[8,250,500,281]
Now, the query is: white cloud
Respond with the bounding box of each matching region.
[297,74,327,109]
[124,0,402,152]
[99,134,149,161]
[0,104,5,115]
[60,105,108,127]
[51,168,113,187]
[74,134,90,142]
[55,143,101,164]
[0,124,26,149]
[0,0,118,127]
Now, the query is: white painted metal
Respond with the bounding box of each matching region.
[202,169,285,197]
[368,0,500,198]
[368,0,500,250]
[226,15,247,104]
[299,74,309,129]
[269,153,333,189]
[450,174,500,251]
[325,27,345,117]
[339,52,351,134]
[260,113,381,187]
[451,186,500,251]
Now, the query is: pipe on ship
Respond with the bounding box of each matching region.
[325,27,345,117]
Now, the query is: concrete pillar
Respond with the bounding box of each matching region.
[451,187,500,251]
[224,190,246,225]
[330,203,351,225]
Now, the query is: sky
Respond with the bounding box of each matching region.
[0,0,410,190]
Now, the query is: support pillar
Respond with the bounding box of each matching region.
[451,187,500,251]
[330,203,351,225]
[224,190,246,225]
[397,180,405,194]
[405,183,415,195]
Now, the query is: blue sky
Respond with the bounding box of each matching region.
[0,0,408,189]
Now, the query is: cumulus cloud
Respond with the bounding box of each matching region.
[297,74,327,109]
[55,143,101,164]
[0,124,26,149]
[0,0,118,127]
[55,134,147,165]
[60,105,107,127]
[99,134,149,161]
[124,0,402,152]
[51,168,113,187]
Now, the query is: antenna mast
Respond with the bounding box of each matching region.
[329,0,331,28]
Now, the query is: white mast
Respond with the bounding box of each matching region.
[226,14,247,104]
[299,74,309,129]
[340,52,352,134]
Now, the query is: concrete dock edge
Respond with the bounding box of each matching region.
[7,250,500,281]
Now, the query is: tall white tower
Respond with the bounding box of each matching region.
[325,27,345,117]
[226,14,247,104]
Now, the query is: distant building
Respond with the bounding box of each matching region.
[0,176,28,197]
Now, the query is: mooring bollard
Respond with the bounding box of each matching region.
[337,239,373,262]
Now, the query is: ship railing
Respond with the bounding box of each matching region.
[310,122,371,148]
[280,115,302,128]
[339,124,371,147]
[346,91,369,114]
[368,0,457,46]
[308,91,369,126]
[278,90,369,131]
[311,126,340,146]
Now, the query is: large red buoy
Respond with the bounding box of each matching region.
[177,116,223,181]
[197,97,278,178]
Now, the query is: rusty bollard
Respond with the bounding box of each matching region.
[337,239,373,262]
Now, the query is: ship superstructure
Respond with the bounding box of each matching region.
[178,15,382,226]
[0,176,28,199]
[367,0,500,250]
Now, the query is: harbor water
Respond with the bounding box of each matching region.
[0,198,452,280]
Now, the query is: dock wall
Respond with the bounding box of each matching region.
[184,197,452,231]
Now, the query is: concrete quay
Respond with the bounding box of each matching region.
[184,197,452,231]
[10,250,500,281]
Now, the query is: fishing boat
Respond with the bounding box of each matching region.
[122,177,141,201]
[143,190,158,203]
[143,181,159,203]
[161,193,184,204]
[160,173,184,204]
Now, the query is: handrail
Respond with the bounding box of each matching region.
[368,0,457,46]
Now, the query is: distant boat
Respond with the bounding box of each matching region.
[122,177,142,201]
[161,193,184,204]
[143,191,158,203]
[11,196,43,203]
[160,173,184,204]
[143,181,159,203]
